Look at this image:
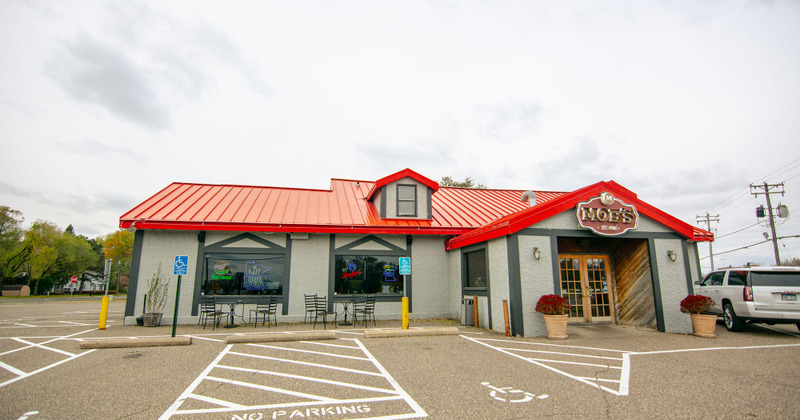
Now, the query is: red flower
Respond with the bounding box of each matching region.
[680,295,715,314]
[536,294,571,315]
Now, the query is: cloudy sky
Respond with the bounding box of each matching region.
[1,0,798,272]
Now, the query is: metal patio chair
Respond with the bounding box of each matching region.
[312,296,335,330]
[250,296,277,327]
[304,294,317,324]
[354,295,376,327]
[199,296,227,330]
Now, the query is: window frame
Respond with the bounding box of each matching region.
[396,184,417,217]
[463,247,489,291]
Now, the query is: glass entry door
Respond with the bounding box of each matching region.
[558,255,614,323]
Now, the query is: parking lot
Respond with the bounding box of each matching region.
[1,298,799,419]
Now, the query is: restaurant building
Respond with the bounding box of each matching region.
[120,168,713,336]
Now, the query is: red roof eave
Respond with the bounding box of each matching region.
[446,180,714,251]
[119,219,469,236]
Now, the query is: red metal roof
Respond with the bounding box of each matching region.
[445,180,713,250]
[120,172,711,244]
[119,176,563,235]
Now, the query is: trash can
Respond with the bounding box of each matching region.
[461,298,475,326]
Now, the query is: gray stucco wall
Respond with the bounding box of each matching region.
[486,237,507,331]
[126,230,199,325]
[653,238,693,333]
[518,234,554,337]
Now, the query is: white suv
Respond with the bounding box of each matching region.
[695,266,800,332]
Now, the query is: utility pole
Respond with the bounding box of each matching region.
[750,182,785,266]
[697,213,719,270]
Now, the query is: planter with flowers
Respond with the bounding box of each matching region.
[536,294,571,339]
[680,294,717,338]
[142,264,169,327]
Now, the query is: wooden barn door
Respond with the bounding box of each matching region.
[558,255,615,323]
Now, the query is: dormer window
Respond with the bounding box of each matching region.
[397,184,417,217]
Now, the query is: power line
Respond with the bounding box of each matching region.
[700,234,800,259]
[715,222,759,239]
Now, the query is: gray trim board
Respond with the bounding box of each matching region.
[647,238,666,332]
[191,231,206,316]
[506,234,523,336]
[681,241,694,295]
[550,235,560,293]
[282,233,292,315]
[124,230,145,318]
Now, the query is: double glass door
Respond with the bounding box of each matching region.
[558,255,614,323]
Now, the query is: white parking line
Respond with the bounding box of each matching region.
[160,338,427,419]
[0,329,96,389]
[464,335,800,397]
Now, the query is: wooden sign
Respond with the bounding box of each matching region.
[576,192,638,236]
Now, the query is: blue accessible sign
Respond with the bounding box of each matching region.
[174,255,189,275]
[399,257,411,275]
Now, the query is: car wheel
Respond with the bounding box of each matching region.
[723,304,744,332]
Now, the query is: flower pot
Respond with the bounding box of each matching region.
[543,314,569,339]
[142,313,163,327]
[690,313,717,338]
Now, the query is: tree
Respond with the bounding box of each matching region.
[440,176,487,189]
[0,206,26,282]
[101,230,134,293]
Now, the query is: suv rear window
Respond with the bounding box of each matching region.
[750,272,800,287]
[728,271,747,286]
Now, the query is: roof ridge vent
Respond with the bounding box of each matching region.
[521,190,536,207]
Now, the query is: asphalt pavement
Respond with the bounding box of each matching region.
[1,297,799,419]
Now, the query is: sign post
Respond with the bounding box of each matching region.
[399,257,411,330]
[69,275,77,301]
[172,256,188,337]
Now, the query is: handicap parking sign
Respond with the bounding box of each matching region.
[399,257,411,275]
[174,255,189,275]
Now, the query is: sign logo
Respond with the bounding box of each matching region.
[576,192,638,236]
[243,261,272,290]
[399,257,411,275]
[174,255,188,275]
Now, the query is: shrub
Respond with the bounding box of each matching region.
[679,294,715,314]
[145,263,169,314]
[535,294,571,315]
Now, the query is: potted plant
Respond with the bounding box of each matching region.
[142,263,169,327]
[536,294,571,339]
[680,294,717,338]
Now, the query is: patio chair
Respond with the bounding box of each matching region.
[199,296,227,330]
[354,295,376,327]
[304,294,317,323]
[312,296,334,330]
[250,296,277,327]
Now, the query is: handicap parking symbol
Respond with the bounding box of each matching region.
[174,255,188,275]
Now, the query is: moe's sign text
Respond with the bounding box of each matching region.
[576,192,638,236]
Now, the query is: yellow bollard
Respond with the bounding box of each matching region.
[402,297,409,329]
[98,295,109,330]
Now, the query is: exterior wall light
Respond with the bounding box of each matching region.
[667,250,677,262]
[533,247,541,260]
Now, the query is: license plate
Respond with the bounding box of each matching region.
[782,294,797,301]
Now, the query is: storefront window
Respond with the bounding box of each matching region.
[203,253,284,295]
[334,255,403,295]
[465,249,487,288]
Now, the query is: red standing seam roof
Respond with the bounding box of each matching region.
[120,173,711,244]
[120,178,557,235]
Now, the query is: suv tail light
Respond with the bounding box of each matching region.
[744,286,754,302]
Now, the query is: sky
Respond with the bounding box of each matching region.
[1,0,799,273]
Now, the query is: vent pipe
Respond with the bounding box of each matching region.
[521,191,536,207]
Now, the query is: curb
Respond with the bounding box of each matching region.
[226,330,336,344]
[79,336,192,349]
[363,327,460,338]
